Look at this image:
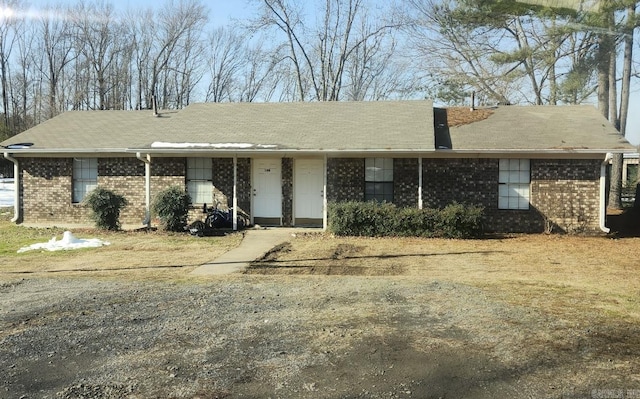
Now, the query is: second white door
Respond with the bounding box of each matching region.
[295,159,324,220]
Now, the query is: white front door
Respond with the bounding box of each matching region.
[252,159,282,220]
[295,159,324,220]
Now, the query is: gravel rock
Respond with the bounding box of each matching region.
[0,276,636,398]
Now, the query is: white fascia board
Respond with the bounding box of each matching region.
[3,149,132,157]
[430,149,637,158]
[5,147,634,158]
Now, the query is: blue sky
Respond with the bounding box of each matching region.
[28,0,254,23]
[25,0,640,146]
[116,0,254,25]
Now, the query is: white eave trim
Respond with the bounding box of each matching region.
[2,148,131,157]
[433,148,637,155]
[2,147,635,158]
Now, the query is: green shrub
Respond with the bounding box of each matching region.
[84,187,128,230]
[328,201,483,238]
[151,186,192,232]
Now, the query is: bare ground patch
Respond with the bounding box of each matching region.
[1,230,639,398]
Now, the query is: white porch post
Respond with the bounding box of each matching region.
[323,154,328,230]
[145,155,151,224]
[136,152,152,227]
[418,157,423,209]
[233,155,238,231]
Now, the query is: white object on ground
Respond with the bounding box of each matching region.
[17,231,110,253]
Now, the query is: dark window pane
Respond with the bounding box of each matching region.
[365,182,375,195]
[365,182,393,203]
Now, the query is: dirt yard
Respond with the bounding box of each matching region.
[1,227,639,399]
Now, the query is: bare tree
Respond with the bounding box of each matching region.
[345,16,395,101]
[34,4,77,118]
[238,41,282,102]
[124,8,153,110]
[0,0,23,133]
[72,1,130,110]
[205,26,244,102]
[253,0,399,101]
[11,16,36,133]
[149,0,208,109]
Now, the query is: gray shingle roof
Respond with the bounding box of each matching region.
[448,105,632,151]
[0,109,180,151]
[158,101,435,151]
[1,101,634,155]
[1,101,435,153]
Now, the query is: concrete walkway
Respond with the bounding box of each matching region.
[190,227,318,276]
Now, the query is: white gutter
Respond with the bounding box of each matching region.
[599,152,613,233]
[2,152,19,223]
[136,152,152,227]
[123,147,637,155]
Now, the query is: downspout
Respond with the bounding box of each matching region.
[599,152,613,233]
[2,152,19,223]
[136,152,152,227]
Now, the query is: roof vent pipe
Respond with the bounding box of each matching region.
[152,95,159,117]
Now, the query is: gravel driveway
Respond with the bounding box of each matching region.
[0,272,637,398]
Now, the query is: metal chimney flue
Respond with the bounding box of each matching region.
[152,94,159,117]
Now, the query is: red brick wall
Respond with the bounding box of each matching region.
[422,158,601,233]
[21,158,90,224]
[18,156,604,233]
[21,157,185,227]
[327,157,602,233]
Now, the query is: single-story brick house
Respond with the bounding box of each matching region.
[1,100,636,233]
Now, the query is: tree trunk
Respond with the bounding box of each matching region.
[609,3,636,210]
[619,3,635,137]
[596,16,613,119]
[606,42,622,208]
[608,153,624,210]
[597,7,620,209]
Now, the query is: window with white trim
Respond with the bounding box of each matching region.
[498,159,530,210]
[365,158,393,203]
[187,158,213,204]
[72,158,97,203]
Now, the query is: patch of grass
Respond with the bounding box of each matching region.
[247,234,640,322]
[0,219,242,280]
[0,222,67,256]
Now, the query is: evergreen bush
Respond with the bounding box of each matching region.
[151,186,192,232]
[83,187,128,230]
[328,201,483,238]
